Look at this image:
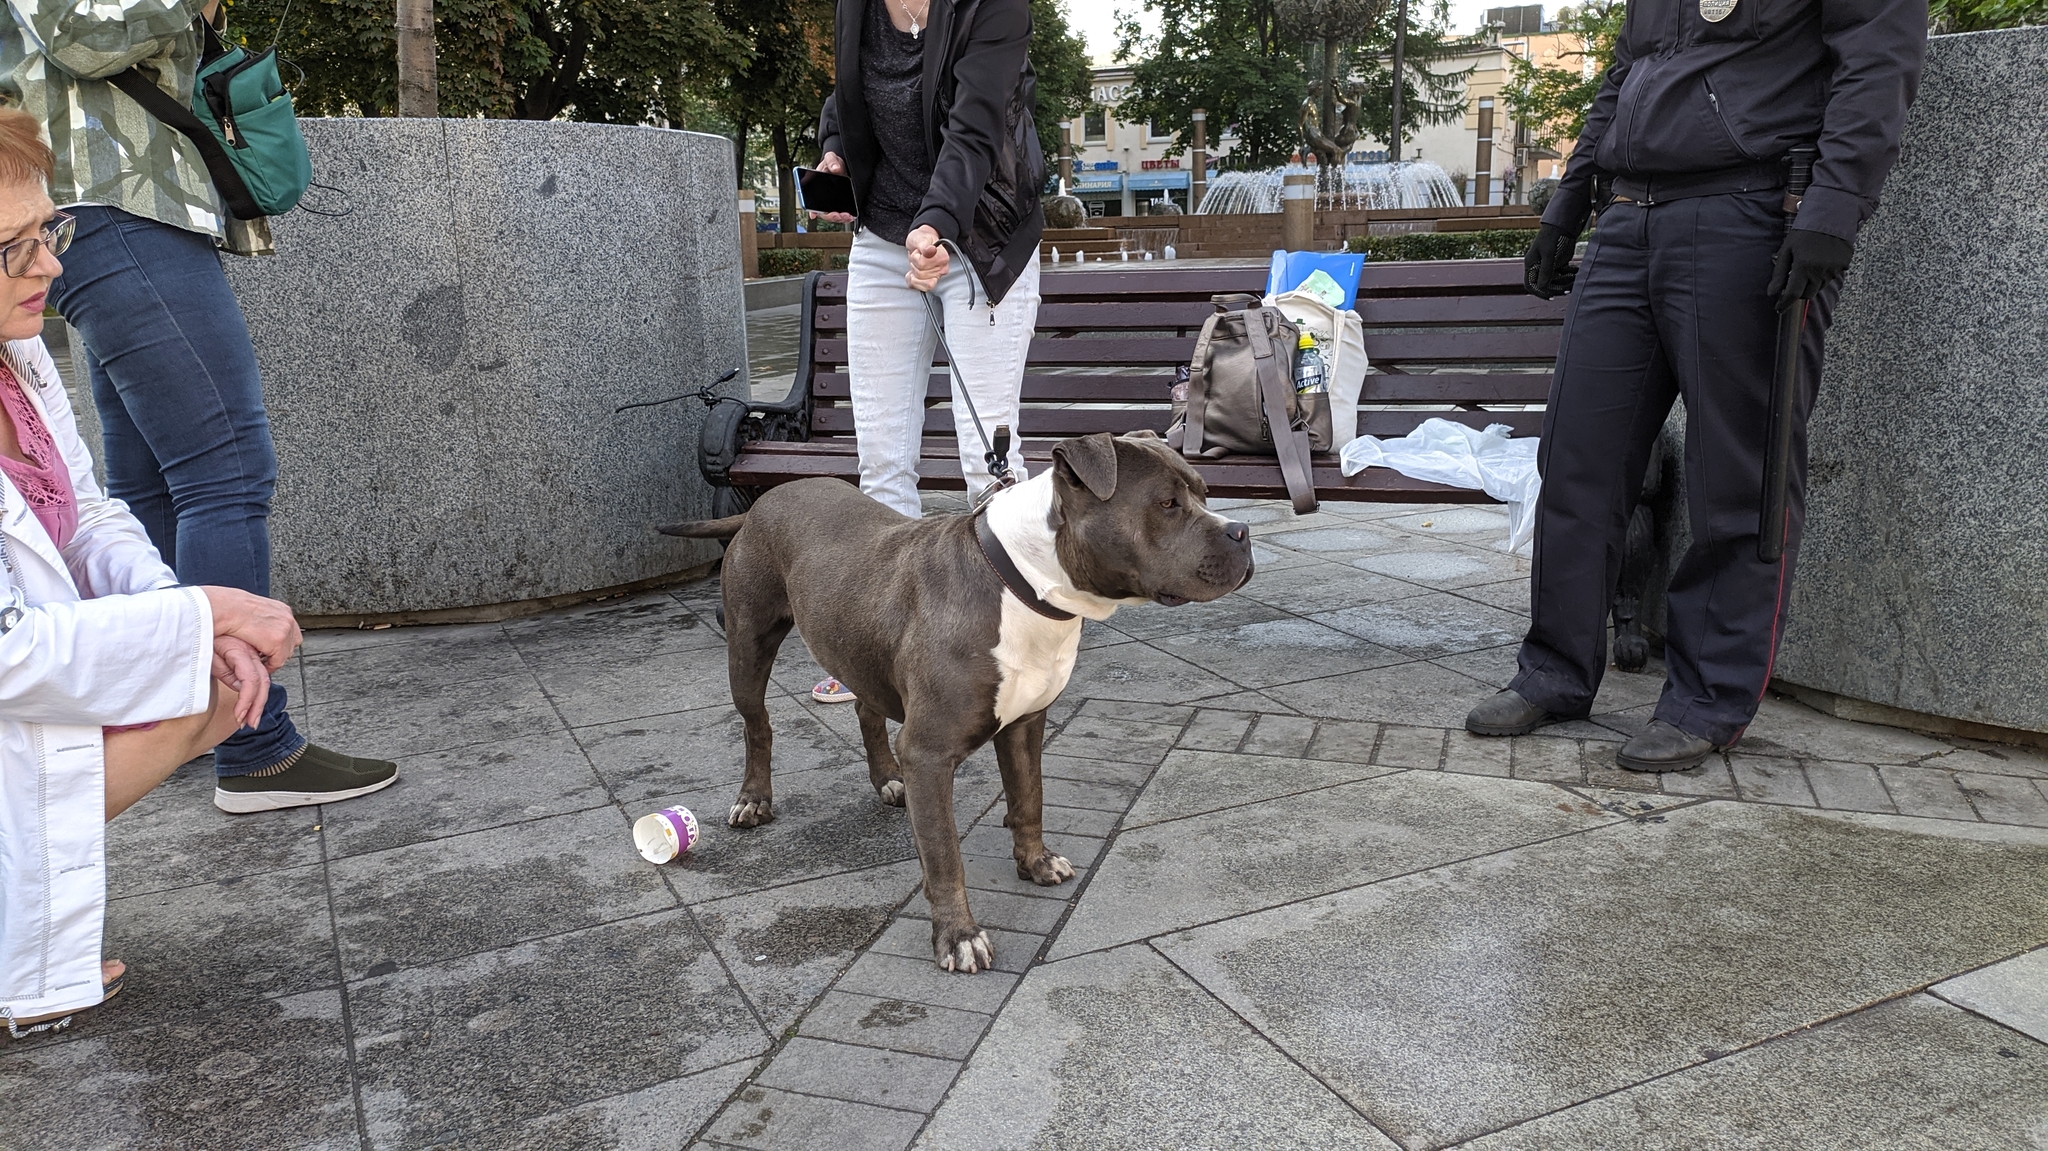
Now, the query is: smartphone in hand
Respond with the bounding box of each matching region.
[794,166,858,217]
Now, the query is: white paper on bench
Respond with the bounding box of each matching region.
[1337,419,1540,557]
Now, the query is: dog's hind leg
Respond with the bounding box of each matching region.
[897,719,994,974]
[993,710,1075,887]
[855,700,906,807]
[722,570,791,829]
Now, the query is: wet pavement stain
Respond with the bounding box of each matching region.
[721,903,898,969]
[858,999,930,1029]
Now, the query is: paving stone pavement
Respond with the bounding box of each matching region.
[7,495,2047,1150]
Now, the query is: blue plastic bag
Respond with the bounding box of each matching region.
[1267,250,1366,311]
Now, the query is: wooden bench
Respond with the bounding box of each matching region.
[708,259,1567,506]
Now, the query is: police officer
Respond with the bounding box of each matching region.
[1464,0,1926,769]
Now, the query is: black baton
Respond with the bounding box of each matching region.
[1758,145,1819,565]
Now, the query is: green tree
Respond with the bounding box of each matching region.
[232,0,745,122]
[1334,0,1471,155]
[1501,1,1624,152]
[707,0,834,231]
[1113,0,1309,170]
[1929,0,2048,28]
[1029,0,1094,177]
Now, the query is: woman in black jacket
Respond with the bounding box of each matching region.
[805,0,1045,704]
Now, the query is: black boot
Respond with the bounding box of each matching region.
[1616,720,1722,773]
[1464,690,1577,737]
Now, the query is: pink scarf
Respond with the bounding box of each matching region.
[0,359,76,552]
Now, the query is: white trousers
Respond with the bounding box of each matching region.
[845,228,1041,517]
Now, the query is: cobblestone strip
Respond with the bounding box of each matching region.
[1185,711,2048,828]
[688,699,1194,1151]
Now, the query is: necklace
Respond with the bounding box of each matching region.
[894,0,927,36]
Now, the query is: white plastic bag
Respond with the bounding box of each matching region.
[1263,289,1368,444]
[1339,419,1541,556]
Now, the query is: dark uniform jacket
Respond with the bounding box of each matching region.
[1541,0,1926,242]
[819,0,1046,305]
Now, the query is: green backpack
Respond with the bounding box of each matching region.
[108,19,313,220]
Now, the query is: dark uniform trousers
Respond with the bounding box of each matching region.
[1509,189,1841,747]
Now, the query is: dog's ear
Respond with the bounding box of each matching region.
[1051,433,1119,501]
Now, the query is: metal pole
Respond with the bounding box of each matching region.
[1474,98,1495,207]
[1191,109,1208,212]
[1283,171,1315,250]
[395,0,436,117]
[1057,120,1073,196]
[1388,0,1408,162]
[737,189,758,279]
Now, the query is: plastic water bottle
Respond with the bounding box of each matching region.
[1163,244,1177,260]
[1294,328,1327,394]
[1049,246,1059,264]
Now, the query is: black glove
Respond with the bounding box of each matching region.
[1522,223,1579,299]
[1768,228,1854,311]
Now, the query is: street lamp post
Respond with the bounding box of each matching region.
[1388,0,1407,162]
[1057,120,1073,195]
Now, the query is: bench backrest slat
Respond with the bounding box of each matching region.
[790,260,1565,450]
[808,406,1546,440]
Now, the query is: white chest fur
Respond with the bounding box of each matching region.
[991,596,1083,726]
[979,472,1138,727]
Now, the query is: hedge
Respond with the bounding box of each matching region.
[756,249,851,277]
[1345,229,1535,262]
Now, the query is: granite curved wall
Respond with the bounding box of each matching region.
[1775,27,2048,732]
[224,118,747,618]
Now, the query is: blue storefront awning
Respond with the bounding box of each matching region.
[1126,171,1191,191]
[1069,173,1122,194]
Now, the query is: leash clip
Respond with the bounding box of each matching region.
[972,424,1018,512]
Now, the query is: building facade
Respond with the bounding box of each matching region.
[1059,62,1241,217]
[1367,7,1585,206]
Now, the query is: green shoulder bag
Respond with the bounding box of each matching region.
[108,19,313,220]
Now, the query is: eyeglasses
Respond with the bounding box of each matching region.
[1,212,73,278]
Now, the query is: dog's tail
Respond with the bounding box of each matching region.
[656,513,748,540]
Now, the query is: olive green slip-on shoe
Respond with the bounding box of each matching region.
[214,743,399,814]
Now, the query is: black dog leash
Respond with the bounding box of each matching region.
[920,239,1017,509]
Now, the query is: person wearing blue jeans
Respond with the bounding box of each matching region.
[12,0,397,809]
[50,207,397,812]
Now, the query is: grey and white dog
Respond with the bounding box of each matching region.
[660,432,1254,973]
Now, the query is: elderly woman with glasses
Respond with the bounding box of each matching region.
[0,107,306,1040]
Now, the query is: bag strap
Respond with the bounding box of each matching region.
[1177,312,1223,458]
[105,45,264,221]
[1244,303,1320,515]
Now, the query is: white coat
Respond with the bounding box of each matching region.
[0,336,213,1027]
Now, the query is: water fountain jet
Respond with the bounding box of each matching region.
[1197,161,1463,214]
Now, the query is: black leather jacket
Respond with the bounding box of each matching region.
[1542,0,1925,242]
[819,0,1045,304]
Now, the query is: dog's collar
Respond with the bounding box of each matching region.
[974,509,1078,622]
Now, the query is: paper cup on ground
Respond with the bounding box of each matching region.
[634,806,701,864]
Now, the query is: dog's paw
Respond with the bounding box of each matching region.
[934,928,995,974]
[1613,633,1650,674]
[1016,852,1076,886]
[875,779,906,807]
[727,796,774,828]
